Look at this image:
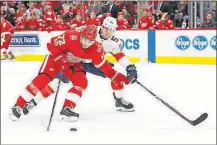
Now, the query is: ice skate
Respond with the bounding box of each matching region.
[8,53,15,60]
[22,99,37,115]
[114,93,135,112]
[1,54,8,60]
[9,105,22,121]
[58,107,79,122]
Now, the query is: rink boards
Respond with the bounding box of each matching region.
[8,30,216,65]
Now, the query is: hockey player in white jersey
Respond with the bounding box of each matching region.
[80,17,138,111]
[18,17,138,121]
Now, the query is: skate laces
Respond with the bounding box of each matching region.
[121,99,130,105]
[64,107,74,112]
[14,105,22,114]
[25,101,36,110]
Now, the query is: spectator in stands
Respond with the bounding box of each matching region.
[212,5,216,22]
[16,4,27,30]
[26,2,40,20]
[120,1,136,26]
[173,1,188,28]
[41,2,56,32]
[35,1,46,17]
[201,13,216,28]
[53,15,68,30]
[103,1,120,18]
[1,6,6,18]
[153,12,175,29]
[25,11,40,30]
[86,11,101,26]
[116,12,131,30]
[87,1,103,16]
[138,8,154,30]
[69,11,85,29]
[122,6,133,27]
[50,1,62,12]
[60,3,74,23]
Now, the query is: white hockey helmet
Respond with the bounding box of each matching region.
[102,16,117,31]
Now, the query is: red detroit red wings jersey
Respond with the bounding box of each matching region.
[48,30,104,66]
[1,20,14,49]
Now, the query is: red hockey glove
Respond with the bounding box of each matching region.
[110,72,129,90]
[54,53,69,72]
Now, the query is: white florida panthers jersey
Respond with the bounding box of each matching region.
[95,26,123,55]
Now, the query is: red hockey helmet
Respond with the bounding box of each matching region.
[81,26,97,41]
[80,26,97,49]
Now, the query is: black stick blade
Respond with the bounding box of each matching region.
[192,113,208,126]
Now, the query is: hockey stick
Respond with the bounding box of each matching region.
[47,80,61,131]
[135,80,208,126]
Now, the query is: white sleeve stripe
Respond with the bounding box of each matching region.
[21,89,35,102]
[95,59,106,68]
[40,55,49,73]
[118,56,130,68]
[110,71,119,81]
[66,93,81,104]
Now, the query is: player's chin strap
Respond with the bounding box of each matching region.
[135,80,208,126]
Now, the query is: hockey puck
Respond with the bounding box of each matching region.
[70,128,77,131]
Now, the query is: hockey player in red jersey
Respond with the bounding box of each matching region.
[22,17,137,116]
[25,11,40,30]
[85,11,101,26]
[138,8,154,30]
[10,26,129,121]
[153,13,175,29]
[1,16,15,60]
[16,4,27,30]
[116,12,131,30]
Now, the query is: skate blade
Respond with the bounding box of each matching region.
[9,113,20,121]
[116,107,135,112]
[58,115,79,122]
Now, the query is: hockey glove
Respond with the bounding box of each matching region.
[54,53,70,72]
[111,72,129,90]
[126,64,138,84]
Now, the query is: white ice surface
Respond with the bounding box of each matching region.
[1,61,216,144]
